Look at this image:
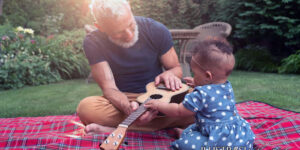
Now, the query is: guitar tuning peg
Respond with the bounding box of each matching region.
[118,134,122,139]
[104,139,109,144]
[113,141,119,146]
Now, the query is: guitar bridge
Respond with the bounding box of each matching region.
[156,85,171,91]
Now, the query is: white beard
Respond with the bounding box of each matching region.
[109,24,139,48]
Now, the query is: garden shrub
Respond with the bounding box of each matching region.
[234,46,279,72]
[0,25,61,89]
[0,26,89,90]
[40,30,90,79]
[278,50,300,74]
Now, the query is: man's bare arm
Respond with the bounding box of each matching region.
[160,47,183,77]
[91,61,132,115]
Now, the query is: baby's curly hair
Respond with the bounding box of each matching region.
[192,37,235,77]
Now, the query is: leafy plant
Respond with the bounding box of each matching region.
[278,50,300,73]
[38,29,89,79]
[0,25,89,90]
[0,26,61,89]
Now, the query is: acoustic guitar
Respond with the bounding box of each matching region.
[99,81,189,150]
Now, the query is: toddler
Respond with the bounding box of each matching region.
[145,38,255,150]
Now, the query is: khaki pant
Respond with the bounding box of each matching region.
[76,92,194,131]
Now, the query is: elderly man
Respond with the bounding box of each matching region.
[77,0,193,134]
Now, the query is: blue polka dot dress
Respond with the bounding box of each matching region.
[171,81,255,150]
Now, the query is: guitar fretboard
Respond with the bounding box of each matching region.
[120,98,152,127]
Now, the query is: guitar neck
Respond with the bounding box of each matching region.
[119,98,151,127]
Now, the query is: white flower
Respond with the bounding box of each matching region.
[24,28,34,35]
[16,26,24,32]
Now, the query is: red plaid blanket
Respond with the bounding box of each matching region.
[0,101,299,150]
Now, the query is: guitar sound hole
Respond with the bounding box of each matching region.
[150,94,162,99]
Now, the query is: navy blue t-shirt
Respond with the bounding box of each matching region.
[83,16,173,93]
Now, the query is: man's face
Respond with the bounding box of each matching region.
[99,6,138,48]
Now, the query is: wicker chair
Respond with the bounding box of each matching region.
[175,22,232,77]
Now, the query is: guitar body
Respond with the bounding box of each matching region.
[100,82,190,150]
[137,82,190,104]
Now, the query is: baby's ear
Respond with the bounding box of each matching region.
[205,71,213,80]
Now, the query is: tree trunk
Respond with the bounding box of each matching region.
[0,0,3,16]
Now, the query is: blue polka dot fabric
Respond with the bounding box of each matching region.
[171,81,255,150]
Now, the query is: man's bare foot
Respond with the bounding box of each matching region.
[85,123,115,135]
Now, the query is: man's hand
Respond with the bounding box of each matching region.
[155,71,182,91]
[183,77,195,87]
[120,100,135,115]
[129,101,158,125]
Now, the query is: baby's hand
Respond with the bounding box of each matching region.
[144,100,160,110]
[183,77,195,87]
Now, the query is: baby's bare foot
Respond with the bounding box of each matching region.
[174,128,184,138]
[85,123,115,135]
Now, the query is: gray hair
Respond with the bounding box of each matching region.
[90,0,130,24]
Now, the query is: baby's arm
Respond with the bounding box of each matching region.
[144,100,194,117]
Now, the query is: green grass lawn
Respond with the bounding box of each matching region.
[0,71,299,118]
